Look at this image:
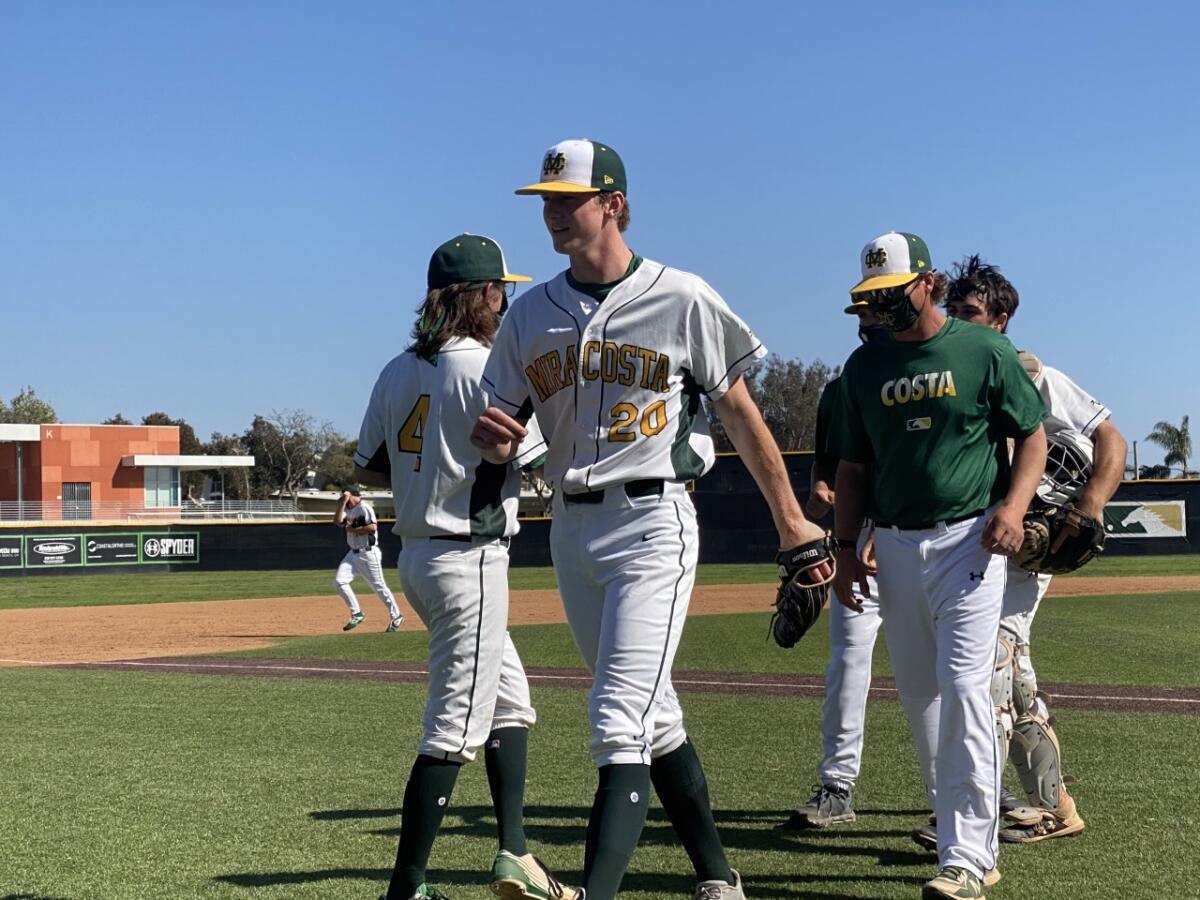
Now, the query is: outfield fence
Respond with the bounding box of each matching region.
[0,499,329,523]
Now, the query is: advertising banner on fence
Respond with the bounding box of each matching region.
[85,534,140,565]
[0,536,22,568]
[1104,501,1188,539]
[140,532,200,564]
[25,535,84,568]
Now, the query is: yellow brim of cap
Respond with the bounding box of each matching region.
[849,272,919,294]
[514,181,601,196]
[501,273,533,283]
[843,300,869,314]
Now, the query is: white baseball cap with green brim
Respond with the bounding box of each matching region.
[849,231,933,295]
[515,139,627,195]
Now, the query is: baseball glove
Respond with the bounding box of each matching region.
[769,536,836,648]
[1013,503,1106,575]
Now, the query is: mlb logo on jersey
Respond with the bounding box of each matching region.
[907,417,932,431]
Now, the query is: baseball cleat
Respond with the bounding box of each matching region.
[387,614,405,632]
[999,808,1085,843]
[692,868,745,900]
[983,868,1001,888]
[379,885,453,900]
[343,611,365,631]
[489,851,580,900]
[911,813,936,851]
[779,784,855,829]
[921,866,985,899]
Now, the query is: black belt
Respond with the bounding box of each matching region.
[397,534,510,550]
[562,478,665,505]
[876,508,987,531]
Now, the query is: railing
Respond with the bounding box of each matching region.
[0,499,330,523]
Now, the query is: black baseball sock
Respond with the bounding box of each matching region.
[650,738,734,884]
[387,754,462,900]
[485,726,529,856]
[582,763,651,900]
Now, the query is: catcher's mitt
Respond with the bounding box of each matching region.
[769,536,836,648]
[1013,503,1106,575]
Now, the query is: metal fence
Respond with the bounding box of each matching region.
[0,499,328,523]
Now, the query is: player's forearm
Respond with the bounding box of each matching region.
[715,386,809,544]
[833,460,868,541]
[1005,425,1048,512]
[1077,420,1127,514]
[811,457,836,493]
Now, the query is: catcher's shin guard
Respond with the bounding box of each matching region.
[1004,711,1085,842]
[991,633,1016,750]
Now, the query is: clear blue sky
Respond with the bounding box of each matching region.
[2,2,1196,469]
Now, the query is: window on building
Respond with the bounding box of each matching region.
[144,467,180,508]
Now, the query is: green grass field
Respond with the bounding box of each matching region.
[0,554,1195,610]
[1,559,1198,898]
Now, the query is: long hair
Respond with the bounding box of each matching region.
[409,283,500,361]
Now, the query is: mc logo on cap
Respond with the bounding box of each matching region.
[516,139,628,195]
[850,231,932,295]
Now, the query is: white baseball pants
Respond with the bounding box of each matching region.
[818,569,882,790]
[1000,566,1054,720]
[873,512,1005,880]
[550,484,695,768]
[334,546,402,621]
[396,537,536,764]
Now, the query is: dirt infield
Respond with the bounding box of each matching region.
[1,574,1196,667]
[55,656,1200,716]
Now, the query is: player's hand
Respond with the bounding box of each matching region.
[832,549,868,612]
[779,520,833,583]
[806,487,835,519]
[982,502,1025,556]
[471,407,527,454]
[859,529,878,576]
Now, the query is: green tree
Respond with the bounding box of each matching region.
[102,413,133,425]
[0,386,58,424]
[1145,415,1192,478]
[242,410,344,501]
[706,355,837,452]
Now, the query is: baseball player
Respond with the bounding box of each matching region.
[353,234,572,900]
[470,138,832,900]
[942,255,1127,844]
[332,486,404,632]
[829,232,1048,900]
[784,302,888,829]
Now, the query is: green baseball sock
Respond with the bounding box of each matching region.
[582,763,651,900]
[650,738,734,884]
[386,754,462,900]
[484,726,529,856]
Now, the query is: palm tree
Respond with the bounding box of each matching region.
[1145,415,1192,478]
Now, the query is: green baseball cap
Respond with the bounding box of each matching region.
[427,234,531,291]
[850,231,933,294]
[514,139,627,195]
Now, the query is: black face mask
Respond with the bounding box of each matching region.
[858,324,889,344]
[863,279,925,333]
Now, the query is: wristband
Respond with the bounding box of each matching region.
[832,538,858,552]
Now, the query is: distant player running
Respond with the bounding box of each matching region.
[355,234,572,900]
[332,485,404,632]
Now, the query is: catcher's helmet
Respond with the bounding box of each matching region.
[1038,429,1094,506]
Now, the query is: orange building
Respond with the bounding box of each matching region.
[0,423,252,517]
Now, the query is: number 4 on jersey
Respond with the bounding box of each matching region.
[397,394,431,471]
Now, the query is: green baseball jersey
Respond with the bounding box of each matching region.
[813,375,841,469]
[828,318,1045,529]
